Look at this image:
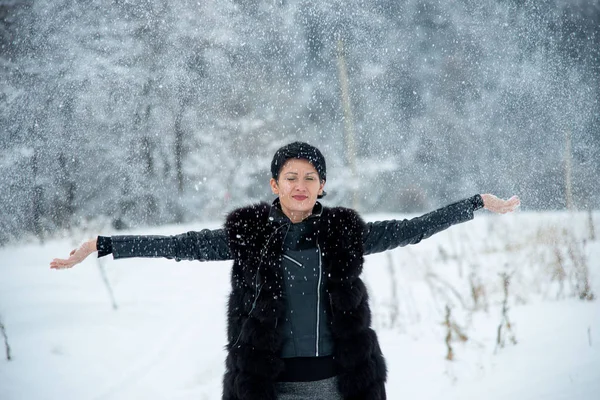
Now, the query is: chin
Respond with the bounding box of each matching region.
[290,206,313,215]
[295,200,315,208]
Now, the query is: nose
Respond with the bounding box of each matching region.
[296,179,307,191]
[294,181,308,192]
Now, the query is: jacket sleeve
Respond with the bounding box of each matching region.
[99,228,232,262]
[363,195,484,255]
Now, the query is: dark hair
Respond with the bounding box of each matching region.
[271,142,327,198]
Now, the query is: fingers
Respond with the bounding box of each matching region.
[50,241,96,270]
[507,195,521,209]
[482,194,520,214]
[499,196,520,213]
[50,258,73,269]
[507,195,520,205]
[50,254,79,269]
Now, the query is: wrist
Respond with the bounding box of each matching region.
[480,194,491,208]
[473,194,485,210]
[86,238,98,253]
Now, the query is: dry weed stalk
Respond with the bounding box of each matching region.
[469,270,488,312]
[386,252,400,328]
[567,240,595,301]
[97,258,119,310]
[443,305,468,361]
[448,231,466,278]
[496,272,517,352]
[551,246,567,300]
[589,210,596,241]
[0,316,11,361]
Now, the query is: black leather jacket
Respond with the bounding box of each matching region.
[97,195,483,378]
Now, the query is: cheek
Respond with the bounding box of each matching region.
[278,183,292,195]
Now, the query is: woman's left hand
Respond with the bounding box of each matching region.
[481,194,520,214]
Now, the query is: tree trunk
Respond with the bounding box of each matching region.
[564,129,574,210]
[336,38,359,210]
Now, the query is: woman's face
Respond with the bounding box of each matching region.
[270,158,325,223]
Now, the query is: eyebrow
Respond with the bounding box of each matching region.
[284,172,317,175]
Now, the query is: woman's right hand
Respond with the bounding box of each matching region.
[50,238,97,269]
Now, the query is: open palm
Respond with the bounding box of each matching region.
[50,239,96,269]
[481,194,520,214]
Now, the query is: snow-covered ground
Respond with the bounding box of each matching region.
[1,211,599,400]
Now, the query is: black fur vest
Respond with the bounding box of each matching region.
[222,202,387,400]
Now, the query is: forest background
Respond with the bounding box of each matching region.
[1,0,599,244]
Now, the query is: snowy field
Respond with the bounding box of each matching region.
[1,210,599,400]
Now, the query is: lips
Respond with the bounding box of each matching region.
[292,195,308,201]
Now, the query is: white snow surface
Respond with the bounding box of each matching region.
[1,211,599,400]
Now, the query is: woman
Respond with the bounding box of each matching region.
[50,142,520,400]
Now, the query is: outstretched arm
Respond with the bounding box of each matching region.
[50,229,232,269]
[363,194,519,255]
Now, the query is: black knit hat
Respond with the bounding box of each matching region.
[271,142,327,198]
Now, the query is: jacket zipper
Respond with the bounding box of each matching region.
[316,244,322,356]
[283,254,303,267]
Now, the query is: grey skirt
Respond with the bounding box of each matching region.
[275,376,343,400]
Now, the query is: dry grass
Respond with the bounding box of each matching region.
[376,211,597,361]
